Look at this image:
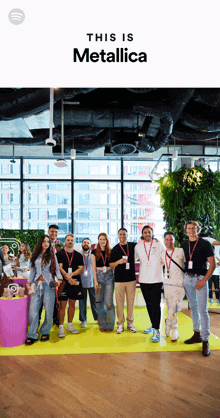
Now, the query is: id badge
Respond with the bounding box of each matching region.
[126,262,130,270]
[84,270,88,277]
[188,261,193,269]
[103,266,107,273]
[146,261,151,267]
[68,267,72,273]
[166,271,170,279]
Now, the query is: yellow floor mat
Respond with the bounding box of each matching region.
[0,306,219,356]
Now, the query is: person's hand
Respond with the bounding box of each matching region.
[24,267,29,272]
[94,282,99,290]
[69,278,77,286]
[64,272,72,281]
[26,282,31,291]
[118,257,127,265]
[195,278,206,290]
[14,266,17,272]
[57,280,62,287]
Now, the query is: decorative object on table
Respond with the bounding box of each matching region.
[0,273,14,296]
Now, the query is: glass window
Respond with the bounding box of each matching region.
[23,159,71,179]
[23,181,71,241]
[124,182,165,242]
[74,160,121,180]
[123,160,169,180]
[0,181,20,228]
[74,181,121,245]
[0,159,20,178]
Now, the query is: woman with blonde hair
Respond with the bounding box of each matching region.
[91,233,115,332]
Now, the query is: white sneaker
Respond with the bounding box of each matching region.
[171,329,179,342]
[80,321,87,328]
[152,329,160,342]
[144,326,153,334]
[127,324,137,333]
[116,325,124,334]
[58,328,65,338]
[66,324,79,334]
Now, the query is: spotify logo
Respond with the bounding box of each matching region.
[8,9,25,25]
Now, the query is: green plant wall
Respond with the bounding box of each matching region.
[0,230,45,253]
[156,165,220,246]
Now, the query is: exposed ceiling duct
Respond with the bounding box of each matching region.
[0,88,220,155]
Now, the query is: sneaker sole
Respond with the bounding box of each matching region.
[66,330,79,334]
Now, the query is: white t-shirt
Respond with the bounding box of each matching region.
[135,240,165,284]
[161,248,185,287]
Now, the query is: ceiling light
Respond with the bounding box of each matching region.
[45,136,56,146]
[54,99,67,168]
[172,150,178,161]
[71,149,76,159]
[45,88,56,147]
[54,158,68,168]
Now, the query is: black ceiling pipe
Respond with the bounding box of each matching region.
[0,88,96,121]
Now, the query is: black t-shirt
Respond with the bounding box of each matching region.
[56,249,84,281]
[182,237,214,275]
[91,249,110,267]
[109,242,137,282]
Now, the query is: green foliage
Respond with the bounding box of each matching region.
[156,165,220,246]
[0,230,45,253]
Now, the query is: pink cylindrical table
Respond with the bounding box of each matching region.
[0,296,28,347]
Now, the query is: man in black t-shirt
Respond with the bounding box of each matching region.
[109,228,137,334]
[56,234,84,338]
[182,221,215,356]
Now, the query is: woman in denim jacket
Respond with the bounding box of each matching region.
[91,233,115,332]
[25,235,62,345]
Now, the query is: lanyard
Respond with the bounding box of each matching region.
[64,249,74,267]
[51,240,57,254]
[119,243,129,258]
[165,249,175,271]
[188,238,199,261]
[83,252,90,270]
[144,240,154,261]
[101,251,107,266]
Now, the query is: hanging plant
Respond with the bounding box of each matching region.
[156,165,220,246]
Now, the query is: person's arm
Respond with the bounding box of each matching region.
[54,255,63,285]
[58,262,70,281]
[135,246,140,262]
[91,253,99,290]
[195,256,216,290]
[26,264,35,290]
[109,258,126,269]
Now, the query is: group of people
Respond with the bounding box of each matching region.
[1,221,215,357]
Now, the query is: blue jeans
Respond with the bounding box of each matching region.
[79,287,98,322]
[27,281,55,340]
[183,273,210,341]
[96,270,115,330]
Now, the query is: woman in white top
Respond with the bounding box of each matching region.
[135,225,165,342]
[14,242,31,278]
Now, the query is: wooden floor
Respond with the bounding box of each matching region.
[0,310,220,418]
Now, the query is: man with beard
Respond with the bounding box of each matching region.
[109,228,137,334]
[79,238,98,328]
[57,234,84,337]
